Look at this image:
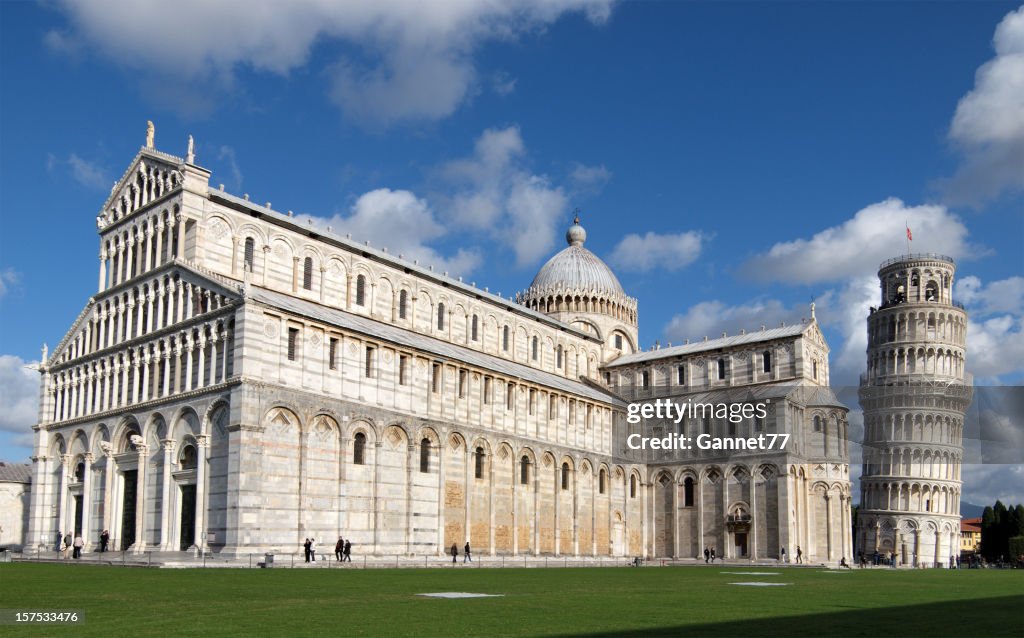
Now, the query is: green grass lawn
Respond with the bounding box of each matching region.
[0,564,1020,637]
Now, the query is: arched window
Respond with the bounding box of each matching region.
[471,315,479,341]
[531,336,538,361]
[812,360,819,380]
[502,326,510,352]
[353,432,366,465]
[762,350,772,373]
[420,438,430,473]
[813,416,822,432]
[437,303,446,331]
[302,257,313,290]
[684,477,694,507]
[243,237,255,272]
[474,446,484,479]
[911,273,920,287]
[599,469,606,494]
[561,463,570,490]
[74,462,85,482]
[355,275,366,306]
[179,445,197,470]
[398,290,408,319]
[629,475,637,498]
[717,358,726,380]
[614,334,623,350]
[520,456,530,485]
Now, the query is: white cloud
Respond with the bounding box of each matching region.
[217,146,244,191]
[48,0,613,126]
[491,71,518,96]
[0,269,19,300]
[960,464,1024,506]
[952,275,1024,382]
[663,298,804,345]
[46,153,109,190]
[439,126,568,267]
[298,188,481,277]
[568,162,612,193]
[945,6,1024,204]
[956,275,1024,315]
[741,198,978,284]
[610,231,707,273]
[0,355,39,435]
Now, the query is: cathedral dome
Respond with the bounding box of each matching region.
[528,219,625,297]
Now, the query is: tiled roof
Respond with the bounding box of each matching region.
[605,324,810,367]
[248,287,625,406]
[0,462,31,483]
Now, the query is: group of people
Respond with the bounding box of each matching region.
[58,530,111,558]
[302,537,352,563]
[702,546,716,563]
[450,542,472,563]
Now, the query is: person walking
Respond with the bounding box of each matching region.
[343,540,352,562]
[795,545,803,564]
[451,543,458,564]
[703,546,710,564]
[73,535,84,559]
[709,548,716,563]
[780,546,787,563]
[335,537,344,562]
[303,538,312,563]
[310,538,316,562]
[100,530,109,553]
[62,532,72,559]
[464,542,472,563]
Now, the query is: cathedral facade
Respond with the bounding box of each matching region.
[26,135,851,563]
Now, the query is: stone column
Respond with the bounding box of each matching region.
[436,435,445,556]
[143,223,153,272]
[261,246,270,286]
[750,475,758,560]
[672,478,680,558]
[56,454,71,542]
[81,453,94,549]
[133,440,149,552]
[184,334,194,392]
[161,348,171,397]
[99,252,107,293]
[101,443,115,543]
[464,449,471,551]
[176,213,186,260]
[155,222,164,268]
[160,439,175,550]
[292,256,300,293]
[125,239,134,283]
[209,332,219,385]
[553,463,560,556]
[511,455,518,557]
[145,292,155,334]
[196,333,207,388]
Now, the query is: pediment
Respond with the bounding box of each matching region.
[803,321,829,352]
[96,148,185,231]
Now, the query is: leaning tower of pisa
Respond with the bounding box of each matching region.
[857,254,972,567]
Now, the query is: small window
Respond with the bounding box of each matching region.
[287,327,299,361]
[717,358,726,380]
[353,432,366,465]
[471,315,479,341]
[355,275,366,306]
[529,388,536,415]
[629,475,637,498]
[506,383,515,410]
[74,462,86,482]
[599,469,606,494]
[763,350,771,373]
[641,371,650,388]
[243,237,255,272]
[431,363,441,393]
[458,369,467,398]
[420,438,430,473]
[561,462,570,490]
[329,337,338,370]
[365,346,375,378]
[179,445,197,470]
[520,456,530,485]
[812,360,819,380]
[531,336,538,361]
[549,394,557,420]
[604,371,611,384]
[614,334,623,350]
[683,477,694,507]
[437,303,445,331]
[556,345,563,368]
[754,416,764,432]
[813,416,822,432]
[502,326,510,352]
[475,446,485,479]
[483,377,491,404]
[911,273,920,286]
[398,290,408,319]
[302,257,313,290]
[677,364,685,385]
[399,355,409,386]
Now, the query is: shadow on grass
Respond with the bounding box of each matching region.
[557,595,1023,638]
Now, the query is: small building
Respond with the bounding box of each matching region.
[0,462,32,551]
[960,517,981,556]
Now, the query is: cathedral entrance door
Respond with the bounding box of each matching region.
[73,495,84,536]
[120,470,137,550]
[179,485,196,550]
[735,532,748,557]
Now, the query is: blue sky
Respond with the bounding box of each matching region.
[1,1,1021,504]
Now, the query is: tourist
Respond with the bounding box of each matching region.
[73,535,84,559]
[310,538,316,562]
[780,546,787,563]
[464,542,472,563]
[709,548,716,563]
[840,556,849,569]
[335,537,344,562]
[343,540,352,562]
[63,532,72,559]
[795,545,803,564]
[100,530,109,553]
[303,538,312,563]
[703,546,710,563]
[451,543,458,564]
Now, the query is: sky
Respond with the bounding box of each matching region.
[0,0,1021,506]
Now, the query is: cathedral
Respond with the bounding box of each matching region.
[26,130,852,563]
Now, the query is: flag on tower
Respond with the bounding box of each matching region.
[906,225,912,241]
